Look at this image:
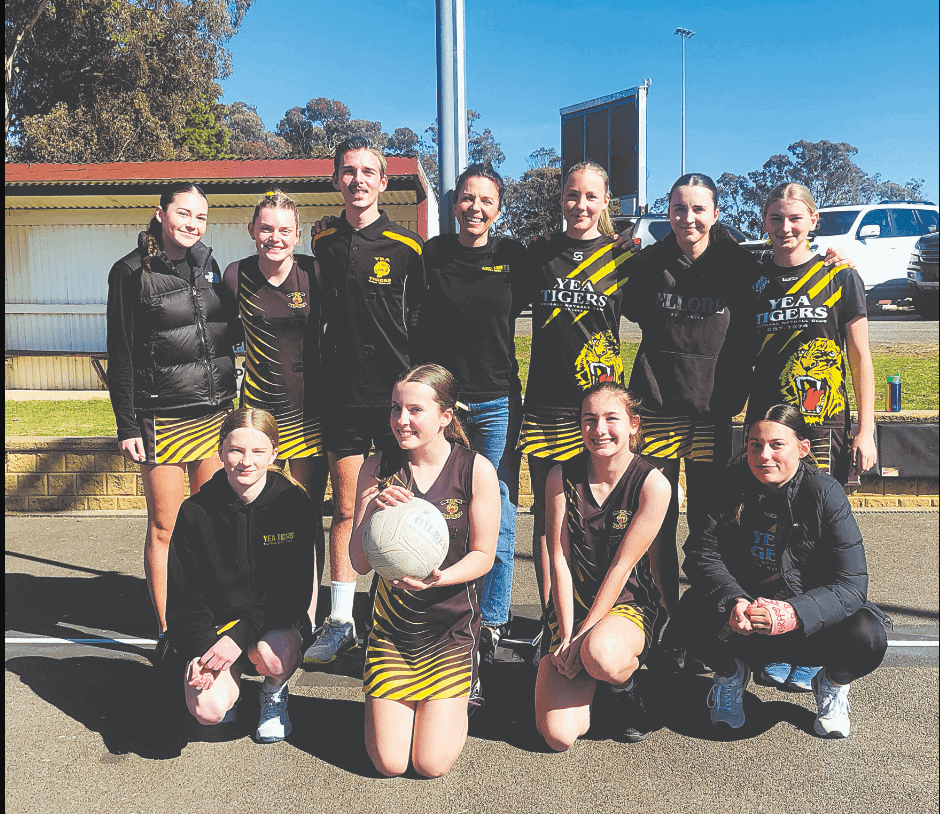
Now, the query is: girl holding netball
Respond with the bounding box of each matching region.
[535,382,670,750]
[518,162,635,613]
[674,405,887,738]
[347,364,500,777]
[166,407,317,743]
[222,190,328,613]
[107,182,237,638]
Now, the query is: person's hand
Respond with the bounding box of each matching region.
[118,437,146,463]
[187,657,217,691]
[553,633,584,679]
[822,246,856,269]
[728,598,754,635]
[851,431,878,475]
[747,597,798,635]
[390,568,443,592]
[310,215,339,245]
[374,485,414,509]
[612,231,638,250]
[198,635,241,673]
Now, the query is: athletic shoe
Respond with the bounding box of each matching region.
[303,617,357,664]
[785,665,821,693]
[255,683,290,743]
[707,660,750,729]
[530,626,544,668]
[479,622,506,668]
[467,678,485,716]
[758,662,792,687]
[612,680,655,743]
[812,670,851,739]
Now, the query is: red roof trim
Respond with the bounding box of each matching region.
[4,156,423,186]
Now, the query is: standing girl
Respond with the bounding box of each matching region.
[535,383,670,750]
[412,163,528,666]
[518,162,634,611]
[222,190,328,612]
[746,182,876,691]
[107,182,237,637]
[348,364,500,777]
[166,407,316,743]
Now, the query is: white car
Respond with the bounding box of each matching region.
[809,202,939,306]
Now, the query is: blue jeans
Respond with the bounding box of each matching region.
[463,396,520,627]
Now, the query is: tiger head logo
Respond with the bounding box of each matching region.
[575,330,624,389]
[373,258,391,278]
[779,338,845,423]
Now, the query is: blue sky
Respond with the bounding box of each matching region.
[221,0,940,202]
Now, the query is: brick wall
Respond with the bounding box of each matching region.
[5,432,939,513]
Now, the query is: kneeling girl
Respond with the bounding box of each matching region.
[535,382,671,751]
[348,364,500,777]
[166,407,317,743]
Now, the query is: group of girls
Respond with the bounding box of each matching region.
[106,148,886,774]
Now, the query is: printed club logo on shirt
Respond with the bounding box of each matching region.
[370,257,392,285]
[574,330,624,389]
[439,498,464,519]
[779,338,845,422]
[612,510,632,530]
[287,291,307,309]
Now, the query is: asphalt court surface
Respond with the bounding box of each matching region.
[5,512,939,814]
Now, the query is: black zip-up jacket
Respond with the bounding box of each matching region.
[683,459,885,636]
[623,233,759,420]
[106,233,238,440]
[166,469,316,659]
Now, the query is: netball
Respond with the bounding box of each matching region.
[362,497,450,582]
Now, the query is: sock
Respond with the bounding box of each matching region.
[262,678,286,694]
[330,580,356,623]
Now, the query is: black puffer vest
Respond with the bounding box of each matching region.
[121,237,236,411]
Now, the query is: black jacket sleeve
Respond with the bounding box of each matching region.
[106,260,140,441]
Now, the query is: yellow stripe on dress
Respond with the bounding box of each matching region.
[638,414,716,462]
[153,410,229,465]
[518,416,583,460]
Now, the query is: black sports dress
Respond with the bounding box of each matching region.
[363,444,482,701]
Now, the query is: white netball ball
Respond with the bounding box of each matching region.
[362,497,450,582]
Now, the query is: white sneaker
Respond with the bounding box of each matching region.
[255,683,291,743]
[707,660,750,729]
[812,670,851,738]
[303,617,357,664]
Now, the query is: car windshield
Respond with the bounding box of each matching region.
[814,210,861,236]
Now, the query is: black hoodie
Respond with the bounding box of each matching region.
[166,468,316,659]
[624,233,760,421]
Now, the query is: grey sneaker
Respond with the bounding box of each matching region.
[707,660,750,729]
[255,683,290,743]
[812,670,851,738]
[303,617,357,664]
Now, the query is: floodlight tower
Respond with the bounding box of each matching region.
[674,27,695,176]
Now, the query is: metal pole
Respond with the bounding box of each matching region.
[674,29,695,176]
[436,0,456,233]
[454,0,468,176]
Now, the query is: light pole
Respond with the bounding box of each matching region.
[674,27,695,176]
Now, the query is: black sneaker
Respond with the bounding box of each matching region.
[479,624,503,668]
[467,678,485,716]
[611,680,655,743]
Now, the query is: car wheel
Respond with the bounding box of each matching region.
[912,288,939,320]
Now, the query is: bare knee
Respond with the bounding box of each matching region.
[188,693,232,725]
[412,756,455,778]
[367,742,409,778]
[582,633,639,685]
[537,719,579,752]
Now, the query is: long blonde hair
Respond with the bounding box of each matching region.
[564,162,615,237]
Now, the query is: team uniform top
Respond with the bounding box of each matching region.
[520,233,633,414]
[232,254,323,457]
[747,256,865,432]
[623,233,760,423]
[313,211,425,410]
[412,233,528,403]
[544,452,663,652]
[363,443,481,701]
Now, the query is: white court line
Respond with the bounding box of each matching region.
[3,637,938,647]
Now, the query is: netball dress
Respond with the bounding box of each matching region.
[363,444,481,701]
[747,257,866,479]
[518,234,633,461]
[236,254,323,459]
[543,452,663,657]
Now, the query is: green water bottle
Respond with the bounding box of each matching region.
[886,374,901,412]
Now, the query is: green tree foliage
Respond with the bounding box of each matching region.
[419,109,506,192]
[178,99,229,159]
[718,140,926,236]
[275,97,388,158]
[6,1,254,162]
[500,148,562,242]
[217,100,286,157]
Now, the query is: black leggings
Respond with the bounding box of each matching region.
[674,590,888,685]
